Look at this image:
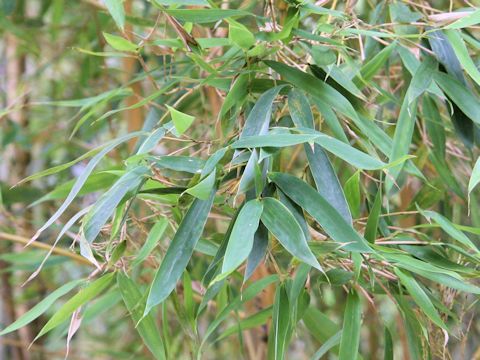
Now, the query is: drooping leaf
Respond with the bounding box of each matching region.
[261,197,322,271]
[34,273,115,340]
[221,199,263,277]
[145,188,216,315]
[104,0,125,31]
[117,273,166,360]
[0,279,83,336]
[338,290,362,360]
[133,218,169,268]
[270,172,372,253]
[394,268,447,330]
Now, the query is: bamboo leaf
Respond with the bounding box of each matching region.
[394,268,447,330]
[145,188,216,315]
[117,273,166,360]
[338,290,362,360]
[261,197,322,271]
[270,172,372,253]
[0,279,83,336]
[104,0,125,31]
[35,273,115,340]
[221,199,263,276]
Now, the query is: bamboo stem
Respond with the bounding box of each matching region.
[0,232,93,266]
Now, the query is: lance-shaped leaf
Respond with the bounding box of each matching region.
[269,172,372,252]
[338,290,362,360]
[153,155,205,174]
[267,284,291,360]
[221,199,263,277]
[133,218,169,268]
[261,197,322,271]
[199,275,279,351]
[445,8,480,29]
[104,0,125,31]
[434,72,480,126]
[469,157,480,197]
[232,133,385,170]
[240,85,287,139]
[103,32,138,52]
[167,105,195,135]
[418,208,479,253]
[163,9,252,24]
[144,188,216,315]
[244,222,269,282]
[288,88,351,223]
[394,269,447,330]
[34,273,115,341]
[185,169,216,200]
[386,95,418,195]
[117,273,166,360]
[83,165,150,244]
[0,279,83,336]
[445,29,480,87]
[29,131,144,244]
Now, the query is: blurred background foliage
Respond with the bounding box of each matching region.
[2,0,480,359]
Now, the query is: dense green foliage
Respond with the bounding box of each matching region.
[2,0,480,359]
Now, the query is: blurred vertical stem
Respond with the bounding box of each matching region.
[2,1,32,359]
[123,0,144,150]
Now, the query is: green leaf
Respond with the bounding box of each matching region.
[104,0,125,31]
[270,173,372,253]
[34,273,115,340]
[228,20,255,49]
[445,29,480,87]
[215,307,272,342]
[311,331,342,360]
[354,42,397,88]
[244,222,269,281]
[469,157,480,196]
[241,85,287,138]
[344,172,361,219]
[30,131,144,243]
[103,32,138,52]
[288,89,351,223]
[338,290,362,360]
[434,72,480,125]
[232,132,385,170]
[221,199,263,277]
[394,268,447,330]
[163,9,251,24]
[364,186,382,243]
[407,55,435,106]
[386,95,417,195]
[145,188,216,315]
[418,208,479,253]
[261,197,322,271]
[167,105,195,135]
[133,218,169,268]
[185,169,216,200]
[117,273,166,360]
[0,279,83,336]
[83,165,150,244]
[153,155,205,174]
[267,285,291,360]
[199,275,279,351]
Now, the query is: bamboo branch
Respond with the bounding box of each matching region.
[0,232,93,266]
